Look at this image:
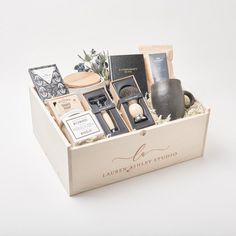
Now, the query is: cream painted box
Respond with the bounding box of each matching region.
[29,87,210,196]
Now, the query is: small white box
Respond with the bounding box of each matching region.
[29,87,210,196]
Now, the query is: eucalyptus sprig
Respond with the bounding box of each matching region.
[74,49,109,81]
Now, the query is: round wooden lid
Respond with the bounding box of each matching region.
[64,72,101,88]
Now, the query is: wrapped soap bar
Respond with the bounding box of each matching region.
[61,110,105,146]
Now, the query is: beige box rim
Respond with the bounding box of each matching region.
[29,87,210,196]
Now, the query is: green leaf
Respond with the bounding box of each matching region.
[83,50,92,62]
[91,63,99,73]
[77,54,85,61]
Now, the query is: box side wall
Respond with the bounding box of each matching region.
[201,109,210,156]
[69,111,210,195]
[29,88,71,194]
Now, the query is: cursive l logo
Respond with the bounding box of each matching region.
[112,144,170,162]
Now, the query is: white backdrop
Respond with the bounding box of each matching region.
[0,0,236,235]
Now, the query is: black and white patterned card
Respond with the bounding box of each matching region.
[28,64,69,102]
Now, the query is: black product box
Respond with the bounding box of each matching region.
[109,75,155,130]
[80,88,129,136]
[109,54,148,96]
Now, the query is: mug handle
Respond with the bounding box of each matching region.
[184,90,195,108]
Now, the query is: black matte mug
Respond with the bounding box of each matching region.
[151,79,195,120]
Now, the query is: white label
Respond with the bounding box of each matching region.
[66,113,100,140]
[32,66,55,84]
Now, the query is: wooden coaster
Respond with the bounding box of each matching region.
[64,72,101,88]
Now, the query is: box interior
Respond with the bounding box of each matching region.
[31,87,210,152]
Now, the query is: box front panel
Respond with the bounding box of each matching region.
[29,88,71,194]
[69,112,209,195]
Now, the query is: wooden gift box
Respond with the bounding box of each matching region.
[29,87,210,196]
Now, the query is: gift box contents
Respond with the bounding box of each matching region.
[28,46,206,146]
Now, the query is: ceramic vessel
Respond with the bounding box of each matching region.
[151,79,195,120]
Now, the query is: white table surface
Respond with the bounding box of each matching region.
[0,0,235,235]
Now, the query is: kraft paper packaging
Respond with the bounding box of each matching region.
[139,45,174,92]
